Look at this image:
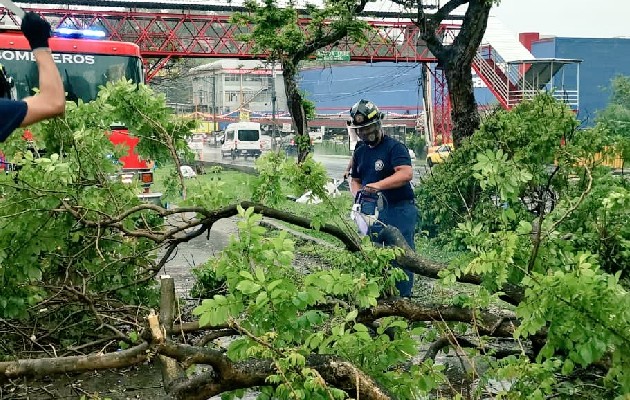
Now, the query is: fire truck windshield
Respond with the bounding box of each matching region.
[1,53,143,102]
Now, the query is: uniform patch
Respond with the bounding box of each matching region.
[375,159,384,171]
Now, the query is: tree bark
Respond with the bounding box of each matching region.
[446,65,481,148]
[160,275,176,334]
[408,0,492,147]
[358,299,518,338]
[0,342,149,379]
[282,61,309,163]
[160,342,394,400]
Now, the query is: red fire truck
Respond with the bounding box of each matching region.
[0,26,158,200]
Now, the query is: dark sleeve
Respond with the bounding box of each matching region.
[350,146,361,177]
[390,141,412,167]
[0,99,27,142]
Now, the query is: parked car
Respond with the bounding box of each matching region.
[280,134,314,156]
[187,133,206,151]
[426,144,452,167]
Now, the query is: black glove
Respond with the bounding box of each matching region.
[21,12,51,50]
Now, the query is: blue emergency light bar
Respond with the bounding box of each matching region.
[53,27,107,39]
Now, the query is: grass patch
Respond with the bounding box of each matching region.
[314,141,350,156]
[152,164,464,265]
[414,235,463,264]
[152,165,254,203]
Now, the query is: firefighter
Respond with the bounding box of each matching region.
[348,99,417,298]
[0,12,65,141]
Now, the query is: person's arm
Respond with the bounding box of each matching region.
[20,49,65,126]
[365,165,413,191]
[19,12,65,127]
[343,157,353,180]
[364,142,413,191]
[350,177,362,197]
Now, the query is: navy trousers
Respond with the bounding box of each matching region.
[369,199,417,297]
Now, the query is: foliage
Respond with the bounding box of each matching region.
[232,0,370,161]
[301,93,316,121]
[418,93,630,397]
[232,0,369,63]
[252,150,322,200]
[416,93,578,241]
[406,133,426,156]
[597,75,630,166]
[193,206,444,399]
[0,80,189,335]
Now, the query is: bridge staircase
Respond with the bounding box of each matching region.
[470,16,580,110]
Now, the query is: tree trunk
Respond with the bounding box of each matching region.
[282,60,310,163]
[415,0,492,148]
[446,64,480,148]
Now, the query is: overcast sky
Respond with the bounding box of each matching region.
[492,0,630,38]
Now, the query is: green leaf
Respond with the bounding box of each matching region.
[345,309,358,322]
[255,291,269,307]
[236,280,262,295]
[254,267,266,283]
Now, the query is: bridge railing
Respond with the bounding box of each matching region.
[0,7,438,63]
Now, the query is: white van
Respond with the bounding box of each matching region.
[221,122,262,159]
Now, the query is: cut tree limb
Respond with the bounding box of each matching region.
[0,342,149,378]
[160,342,393,400]
[377,226,525,305]
[358,298,518,338]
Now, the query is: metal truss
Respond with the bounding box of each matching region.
[0,8,436,62]
[0,5,458,130]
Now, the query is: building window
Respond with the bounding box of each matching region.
[225,91,239,103]
[224,74,240,82]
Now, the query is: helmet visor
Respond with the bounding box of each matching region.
[348,119,381,142]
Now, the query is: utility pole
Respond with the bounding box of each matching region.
[270,62,277,149]
[421,63,434,147]
[212,70,217,133]
[239,67,244,110]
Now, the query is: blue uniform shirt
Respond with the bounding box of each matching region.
[0,99,27,142]
[351,135,414,205]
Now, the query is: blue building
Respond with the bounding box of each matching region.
[531,37,630,121]
[299,62,496,115]
[299,62,422,114]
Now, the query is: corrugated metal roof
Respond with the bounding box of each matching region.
[482,16,534,62]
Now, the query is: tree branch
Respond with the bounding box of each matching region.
[160,341,393,400]
[358,298,519,338]
[376,226,525,304]
[0,342,149,379]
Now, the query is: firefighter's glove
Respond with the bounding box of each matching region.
[21,12,51,51]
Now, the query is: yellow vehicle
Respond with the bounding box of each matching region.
[426,144,453,167]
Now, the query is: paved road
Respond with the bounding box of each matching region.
[200,145,428,183]
[201,145,351,179]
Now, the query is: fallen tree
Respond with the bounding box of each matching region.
[1,82,628,399]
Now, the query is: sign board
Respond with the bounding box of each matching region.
[239,110,250,121]
[316,50,351,62]
[223,68,271,75]
[282,123,292,132]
